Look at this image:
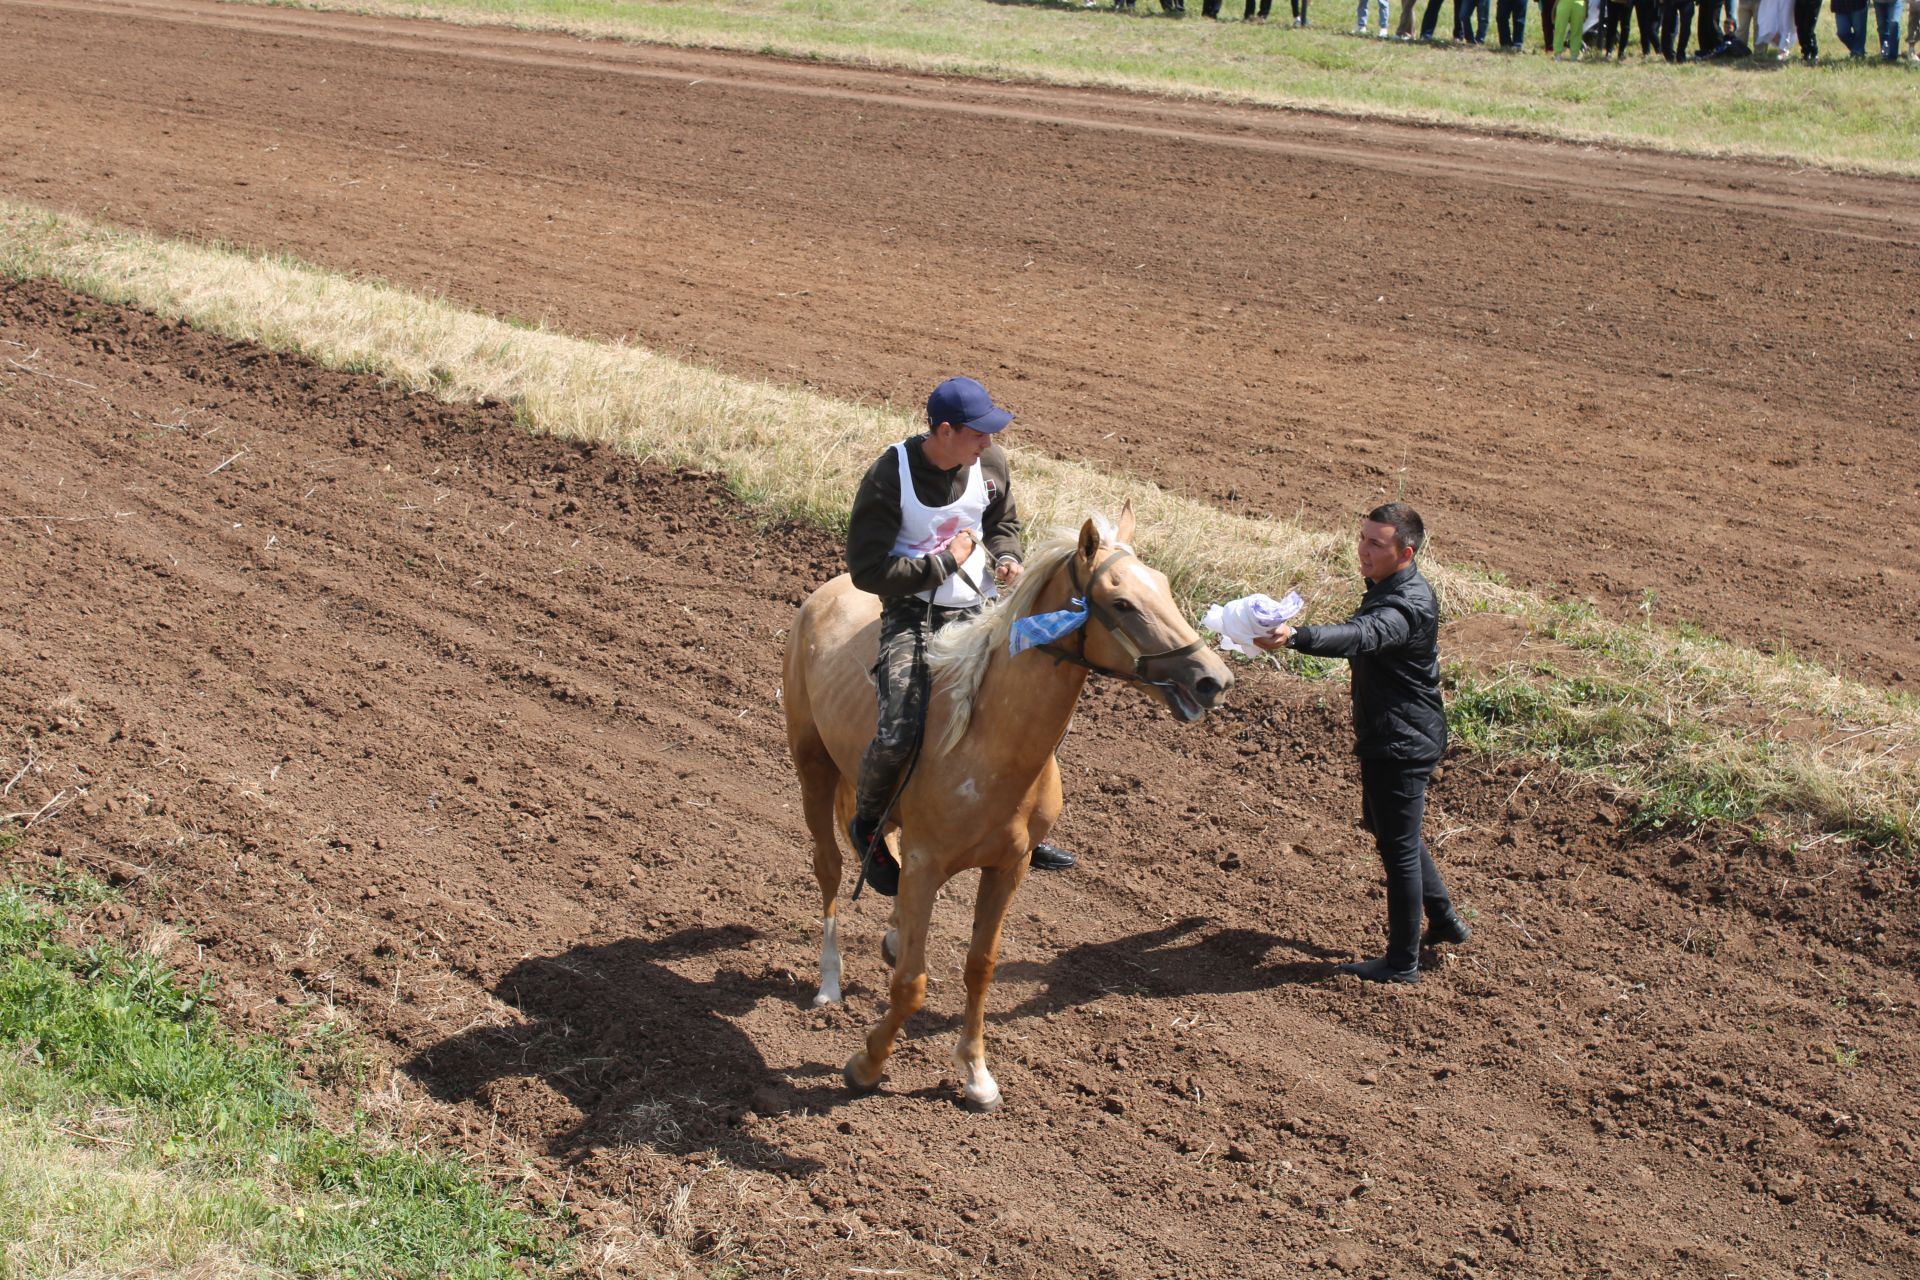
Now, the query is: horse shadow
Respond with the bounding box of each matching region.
[403,925,826,1174]
[990,915,1344,1022]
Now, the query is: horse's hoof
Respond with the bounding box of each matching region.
[811,990,839,1008]
[843,1054,882,1095]
[881,928,899,968]
[959,1083,1003,1113]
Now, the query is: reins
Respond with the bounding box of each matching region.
[1035,547,1204,692]
[851,544,1196,901]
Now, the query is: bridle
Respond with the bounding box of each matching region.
[1034,547,1206,691]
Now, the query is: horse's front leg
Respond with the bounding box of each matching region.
[953,858,1027,1112]
[845,848,938,1093]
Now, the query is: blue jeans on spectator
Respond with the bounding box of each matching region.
[1835,7,1868,53]
[1497,0,1530,42]
[1872,0,1903,57]
[1456,0,1492,38]
[1357,0,1388,26]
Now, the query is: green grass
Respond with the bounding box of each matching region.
[260,0,1920,174]
[0,877,565,1278]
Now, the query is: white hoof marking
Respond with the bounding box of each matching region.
[815,916,842,1006]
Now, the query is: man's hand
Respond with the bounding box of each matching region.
[1252,624,1294,653]
[995,558,1024,588]
[946,530,978,565]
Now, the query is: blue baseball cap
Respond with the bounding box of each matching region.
[926,376,1014,434]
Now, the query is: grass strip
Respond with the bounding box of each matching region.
[1,200,1913,852]
[0,873,563,1278]
[256,0,1920,176]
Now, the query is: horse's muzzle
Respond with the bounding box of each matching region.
[1148,649,1234,723]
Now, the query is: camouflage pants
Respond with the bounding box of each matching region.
[852,596,981,823]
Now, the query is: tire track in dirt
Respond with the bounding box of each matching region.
[3,0,1918,682]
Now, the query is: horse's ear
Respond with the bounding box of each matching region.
[1077,517,1101,562]
[1115,499,1136,546]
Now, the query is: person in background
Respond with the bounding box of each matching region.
[1833,0,1869,54]
[1497,0,1532,44]
[1294,0,1316,24]
[1555,0,1589,53]
[1696,0,1726,54]
[1418,0,1454,38]
[1357,0,1392,34]
[1792,0,1821,56]
[1457,0,1493,40]
[1540,0,1560,49]
[1632,0,1661,52]
[1601,0,1635,55]
[1255,504,1471,985]
[1247,0,1275,19]
[1871,0,1903,58]
[1661,0,1699,57]
[1752,0,1798,54]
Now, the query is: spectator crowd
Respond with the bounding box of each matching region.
[1110,0,1915,63]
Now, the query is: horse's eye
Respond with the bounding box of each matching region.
[1111,598,1137,614]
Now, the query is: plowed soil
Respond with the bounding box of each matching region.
[4,0,1919,682]
[4,4,1920,1277]
[5,277,1919,1278]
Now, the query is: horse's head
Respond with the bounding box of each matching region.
[1070,502,1233,723]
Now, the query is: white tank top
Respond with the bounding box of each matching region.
[888,441,992,608]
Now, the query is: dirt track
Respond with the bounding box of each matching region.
[4,0,1919,681]
[3,2,1920,1280]
[5,277,1919,1277]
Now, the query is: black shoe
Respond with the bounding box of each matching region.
[1338,956,1422,984]
[1423,912,1472,948]
[1029,841,1077,872]
[847,816,898,897]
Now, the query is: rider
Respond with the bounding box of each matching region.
[844,376,1077,896]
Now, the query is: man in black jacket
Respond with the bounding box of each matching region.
[1256,503,1471,984]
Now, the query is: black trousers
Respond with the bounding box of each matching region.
[1246,0,1273,15]
[1792,0,1819,55]
[1496,0,1528,42]
[1360,757,1456,971]
[1696,0,1723,51]
[1420,0,1448,36]
[1603,0,1633,51]
[1659,0,1695,58]
[1634,0,1659,49]
[1538,0,1557,48]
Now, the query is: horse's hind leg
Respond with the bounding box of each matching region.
[953,860,1027,1112]
[792,731,847,1006]
[845,849,937,1093]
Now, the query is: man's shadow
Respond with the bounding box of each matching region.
[404,925,829,1174]
[992,916,1343,1022]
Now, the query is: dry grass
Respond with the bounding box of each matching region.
[2,199,1913,848]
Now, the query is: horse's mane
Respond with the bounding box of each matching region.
[923,512,1136,755]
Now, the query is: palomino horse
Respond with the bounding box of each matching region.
[781,504,1233,1109]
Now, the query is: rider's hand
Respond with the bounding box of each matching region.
[947,530,977,565]
[995,558,1023,588]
